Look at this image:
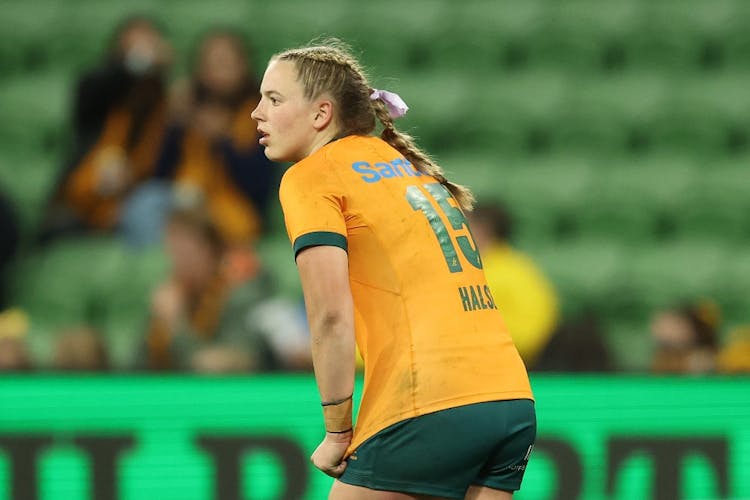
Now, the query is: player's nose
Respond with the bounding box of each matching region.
[251,102,264,122]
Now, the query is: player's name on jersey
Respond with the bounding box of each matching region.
[458,284,498,312]
[352,158,424,183]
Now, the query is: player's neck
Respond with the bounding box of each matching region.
[304,127,342,159]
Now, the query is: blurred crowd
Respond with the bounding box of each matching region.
[0,16,311,374]
[0,15,748,375]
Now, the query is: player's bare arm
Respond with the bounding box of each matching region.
[296,245,356,478]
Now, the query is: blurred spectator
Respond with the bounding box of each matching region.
[467,201,559,367]
[0,308,31,371]
[38,15,172,244]
[52,327,110,371]
[0,187,20,309]
[137,207,309,373]
[650,300,720,374]
[153,28,276,247]
[533,313,615,372]
[247,297,313,371]
[717,326,750,373]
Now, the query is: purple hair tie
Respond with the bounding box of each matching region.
[370,89,409,119]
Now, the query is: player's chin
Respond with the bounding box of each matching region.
[261,145,281,162]
[264,146,295,163]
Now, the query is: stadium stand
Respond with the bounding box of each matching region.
[0,0,748,371]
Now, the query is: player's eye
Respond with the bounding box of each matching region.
[270,97,280,105]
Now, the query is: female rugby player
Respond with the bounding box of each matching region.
[251,40,536,500]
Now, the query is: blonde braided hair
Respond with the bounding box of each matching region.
[273,39,475,211]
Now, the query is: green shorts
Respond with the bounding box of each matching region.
[339,399,536,499]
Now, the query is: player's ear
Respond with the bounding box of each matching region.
[312,99,334,131]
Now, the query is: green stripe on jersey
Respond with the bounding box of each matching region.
[293,231,347,257]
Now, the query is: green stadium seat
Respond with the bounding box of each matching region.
[0,72,71,155]
[558,73,667,155]
[633,0,742,71]
[673,162,750,242]
[676,204,749,244]
[624,241,729,315]
[0,1,119,76]
[498,156,593,243]
[0,151,59,238]
[529,239,627,317]
[439,152,590,193]
[401,70,570,156]
[650,108,733,156]
[713,246,750,325]
[0,3,65,74]
[471,71,568,155]
[532,0,640,73]
[723,13,750,71]
[651,74,750,154]
[573,197,657,244]
[337,1,451,71]
[574,154,697,242]
[425,0,546,72]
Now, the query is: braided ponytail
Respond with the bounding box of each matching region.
[274,39,475,211]
[372,99,475,211]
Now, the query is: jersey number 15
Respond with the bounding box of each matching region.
[406,182,482,273]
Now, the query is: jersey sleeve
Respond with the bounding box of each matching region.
[279,160,347,258]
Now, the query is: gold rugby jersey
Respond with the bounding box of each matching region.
[280,135,533,454]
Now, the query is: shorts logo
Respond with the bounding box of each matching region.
[503,444,534,472]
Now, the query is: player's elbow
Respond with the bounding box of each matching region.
[312,308,348,330]
[309,308,352,343]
